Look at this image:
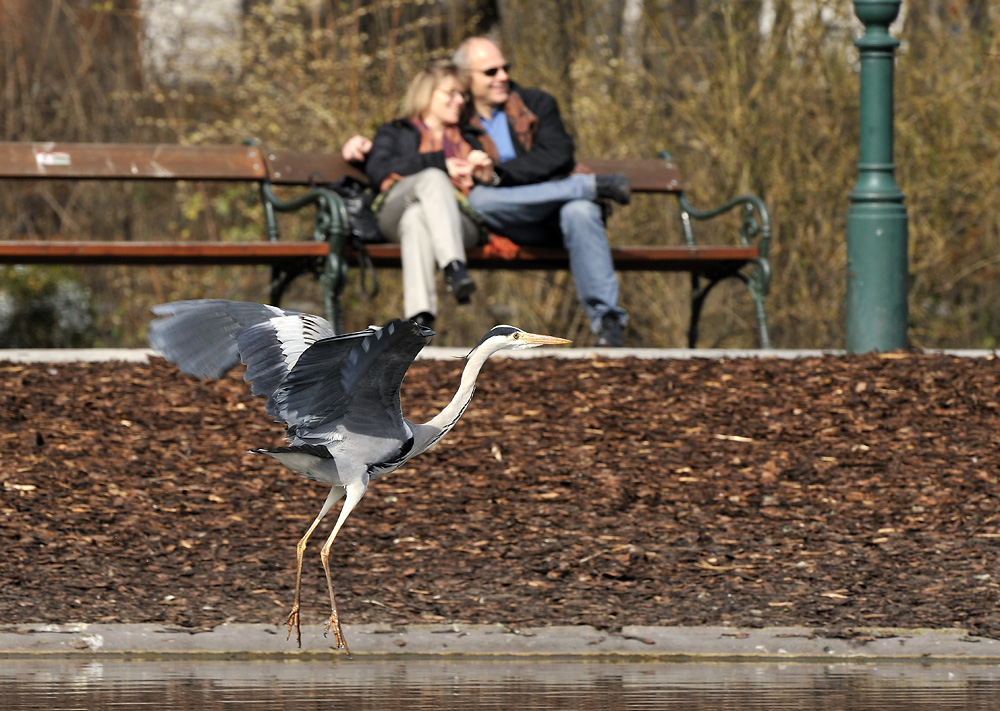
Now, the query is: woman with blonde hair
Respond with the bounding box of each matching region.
[365,60,495,329]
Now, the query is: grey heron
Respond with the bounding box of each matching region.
[147,299,569,653]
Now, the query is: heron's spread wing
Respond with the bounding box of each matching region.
[147,300,334,379]
[149,301,432,447]
[236,318,371,407]
[269,319,433,443]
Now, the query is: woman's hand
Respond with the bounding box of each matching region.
[467,150,495,185]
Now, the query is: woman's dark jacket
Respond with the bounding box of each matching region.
[365,119,483,193]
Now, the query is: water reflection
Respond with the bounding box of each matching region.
[3,658,1000,710]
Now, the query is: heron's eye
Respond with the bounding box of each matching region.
[512,332,520,339]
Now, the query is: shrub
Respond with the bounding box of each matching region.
[0,266,96,348]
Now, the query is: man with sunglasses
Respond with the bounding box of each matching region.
[453,36,630,347]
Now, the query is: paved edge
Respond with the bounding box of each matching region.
[1,347,834,362]
[1,624,999,660]
[2,347,999,363]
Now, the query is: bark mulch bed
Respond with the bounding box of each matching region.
[2,353,999,641]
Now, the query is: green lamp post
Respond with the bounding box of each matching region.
[846,0,908,352]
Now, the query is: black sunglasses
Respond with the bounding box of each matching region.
[476,64,510,77]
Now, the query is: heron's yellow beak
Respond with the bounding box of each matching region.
[520,332,572,347]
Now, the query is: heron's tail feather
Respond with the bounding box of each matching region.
[250,444,336,482]
[249,444,333,459]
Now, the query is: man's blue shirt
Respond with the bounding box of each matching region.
[479,108,517,164]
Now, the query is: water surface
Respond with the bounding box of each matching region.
[4,658,1000,710]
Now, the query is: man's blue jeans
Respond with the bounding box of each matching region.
[468,174,627,331]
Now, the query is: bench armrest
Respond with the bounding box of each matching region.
[659,146,771,300]
[677,191,771,252]
[257,180,351,247]
[656,150,771,258]
[676,191,772,298]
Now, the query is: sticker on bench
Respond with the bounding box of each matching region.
[35,151,72,167]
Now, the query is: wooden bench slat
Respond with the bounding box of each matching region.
[576,158,682,192]
[0,142,267,181]
[0,240,328,265]
[349,244,758,271]
[263,148,367,186]
[604,245,757,271]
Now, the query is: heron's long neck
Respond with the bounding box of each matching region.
[423,347,494,435]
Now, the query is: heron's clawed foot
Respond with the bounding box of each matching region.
[285,605,302,648]
[324,610,351,655]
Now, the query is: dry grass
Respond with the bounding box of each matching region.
[1,1,998,348]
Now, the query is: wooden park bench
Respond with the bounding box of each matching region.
[0,142,772,347]
[0,140,366,328]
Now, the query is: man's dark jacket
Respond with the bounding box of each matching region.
[467,82,577,188]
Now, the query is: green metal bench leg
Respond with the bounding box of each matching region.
[269,263,300,308]
[749,259,772,349]
[320,252,348,335]
[688,273,707,348]
[749,281,771,349]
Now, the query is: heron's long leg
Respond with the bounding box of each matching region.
[286,486,345,648]
[319,479,368,654]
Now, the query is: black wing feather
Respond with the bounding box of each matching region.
[238,321,371,414]
[269,319,433,439]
